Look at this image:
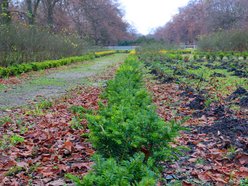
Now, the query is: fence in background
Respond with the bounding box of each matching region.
[180,44,197,49]
[106,46,138,51]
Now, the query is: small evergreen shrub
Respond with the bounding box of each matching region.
[66,153,157,186]
[68,55,182,185]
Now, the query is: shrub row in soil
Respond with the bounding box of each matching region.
[67,56,182,185]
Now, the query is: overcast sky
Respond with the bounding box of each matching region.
[118,0,190,35]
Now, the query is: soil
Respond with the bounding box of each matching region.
[151,69,179,83]
[212,104,226,117]
[205,64,215,69]
[192,104,227,118]
[180,86,196,98]
[196,59,205,62]
[160,75,178,83]
[150,69,158,76]
[196,117,248,152]
[173,70,188,76]
[186,74,199,80]
[190,65,201,70]
[187,95,205,110]
[233,70,248,78]
[227,86,248,100]
[233,87,247,95]
[210,72,226,77]
[240,96,248,108]
[148,63,247,185]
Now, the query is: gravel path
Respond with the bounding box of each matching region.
[0,54,127,116]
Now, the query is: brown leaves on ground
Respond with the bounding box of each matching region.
[0,86,101,185]
[148,82,248,185]
[1,63,246,185]
[0,62,120,185]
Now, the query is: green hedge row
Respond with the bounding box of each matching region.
[0,51,119,78]
[67,56,182,185]
[193,51,248,60]
[95,50,116,58]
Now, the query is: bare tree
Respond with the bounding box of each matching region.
[1,0,133,45]
[78,0,129,45]
[153,0,248,44]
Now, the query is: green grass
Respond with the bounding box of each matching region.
[10,134,25,145]
[0,54,127,112]
[30,77,66,86]
[0,116,12,126]
[0,134,25,149]
[0,84,5,91]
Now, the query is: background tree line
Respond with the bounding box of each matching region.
[153,0,248,51]
[0,0,135,66]
[1,0,133,45]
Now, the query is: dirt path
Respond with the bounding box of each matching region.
[0,54,127,116]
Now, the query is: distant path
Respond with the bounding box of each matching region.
[0,54,127,115]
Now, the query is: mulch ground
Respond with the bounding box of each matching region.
[148,82,248,185]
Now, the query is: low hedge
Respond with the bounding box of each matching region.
[0,51,118,78]
[67,56,182,185]
[95,50,116,57]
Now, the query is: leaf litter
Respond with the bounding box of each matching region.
[148,81,248,185]
[0,59,247,185]
[0,63,120,185]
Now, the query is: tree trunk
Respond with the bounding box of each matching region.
[0,0,11,24]
[26,0,40,25]
[43,0,60,28]
[47,4,53,26]
[26,0,34,24]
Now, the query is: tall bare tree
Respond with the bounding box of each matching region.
[77,0,129,45]
[154,0,248,44]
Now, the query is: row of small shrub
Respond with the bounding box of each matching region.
[160,49,192,55]
[95,50,130,57]
[95,50,116,57]
[138,52,185,64]
[67,56,182,185]
[193,51,248,61]
[0,51,118,78]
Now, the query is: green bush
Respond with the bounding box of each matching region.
[88,56,181,162]
[198,29,248,52]
[95,50,116,57]
[68,55,182,185]
[66,153,157,186]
